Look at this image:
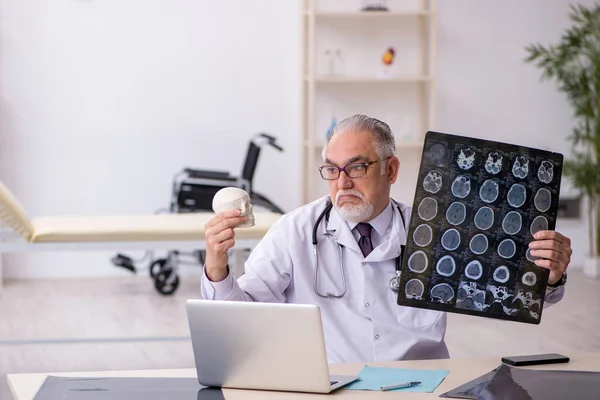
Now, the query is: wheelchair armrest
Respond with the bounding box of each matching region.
[184,168,234,180]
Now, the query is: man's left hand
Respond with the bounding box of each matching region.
[528,230,572,286]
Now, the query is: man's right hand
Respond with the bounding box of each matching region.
[204,209,247,282]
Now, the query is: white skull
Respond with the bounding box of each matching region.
[212,187,255,228]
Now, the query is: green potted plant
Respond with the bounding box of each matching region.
[524,3,600,276]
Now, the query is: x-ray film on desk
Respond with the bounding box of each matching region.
[396,131,563,324]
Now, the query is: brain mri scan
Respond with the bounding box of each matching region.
[474,206,494,230]
[457,147,476,170]
[441,228,461,251]
[512,156,530,179]
[534,188,551,213]
[413,224,433,247]
[493,266,510,283]
[538,160,554,183]
[423,170,443,194]
[417,197,438,221]
[465,260,483,280]
[479,180,500,203]
[436,255,456,277]
[446,202,467,226]
[502,211,522,235]
[407,250,428,273]
[398,132,563,325]
[507,184,526,208]
[430,283,455,304]
[470,234,489,255]
[484,152,503,175]
[451,175,471,198]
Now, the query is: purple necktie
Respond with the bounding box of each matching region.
[356,223,373,257]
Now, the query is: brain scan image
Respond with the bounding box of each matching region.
[407,250,428,273]
[530,216,548,236]
[469,233,489,255]
[430,283,455,304]
[451,175,471,198]
[522,271,537,287]
[493,266,510,283]
[446,202,467,226]
[456,281,486,311]
[507,184,526,208]
[502,211,522,235]
[427,144,447,167]
[538,160,554,183]
[479,180,499,203]
[417,197,438,221]
[423,170,443,194]
[484,152,503,175]
[474,206,494,230]
[498,239,516,259]
[413,224,433,247]
[465,260,483,280]
[456,147,476,170]
[441,228,461,251]
[405,278,425,300]
[534,188,551,213]
[436,255,456,277]
[512,156,530,179]
[398,132,562,324]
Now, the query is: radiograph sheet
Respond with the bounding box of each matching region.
[396,131,563,324]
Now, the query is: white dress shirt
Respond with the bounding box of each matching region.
[201,196,565,364]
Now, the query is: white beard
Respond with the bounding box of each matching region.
[334,190,374,222]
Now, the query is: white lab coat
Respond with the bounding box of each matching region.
[201,195,565,364]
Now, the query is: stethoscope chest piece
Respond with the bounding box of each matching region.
[389,271,401,292]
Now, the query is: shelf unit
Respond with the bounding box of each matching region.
[301,0,437,205]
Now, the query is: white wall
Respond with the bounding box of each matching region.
[435,0,594,269]
[0,0,590,279]
[0,0,302,279]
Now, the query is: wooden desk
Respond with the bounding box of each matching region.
[7,353,600,399]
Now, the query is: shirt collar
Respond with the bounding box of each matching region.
[347,200,394,236]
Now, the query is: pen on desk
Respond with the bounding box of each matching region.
[380,381,421,391]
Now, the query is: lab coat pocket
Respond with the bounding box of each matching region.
[390,288,442,330]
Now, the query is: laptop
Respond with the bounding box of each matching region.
[185,299,359,393]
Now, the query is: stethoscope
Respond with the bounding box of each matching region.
[311,200,407,299]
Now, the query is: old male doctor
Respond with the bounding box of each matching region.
[201,114,572,364]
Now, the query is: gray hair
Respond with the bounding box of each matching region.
[321,114,396,173]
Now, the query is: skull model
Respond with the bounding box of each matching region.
[484,152,503,175]
[212,187,255,228]
[456,147,476,170]
[537,160,554,184]
[512,156,529,179]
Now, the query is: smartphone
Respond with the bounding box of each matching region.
[501,353,570,366]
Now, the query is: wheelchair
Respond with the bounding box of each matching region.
[110,133,284,295]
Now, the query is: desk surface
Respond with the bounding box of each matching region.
[8,352,600,399]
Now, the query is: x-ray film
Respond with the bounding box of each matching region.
[397,131,563,324]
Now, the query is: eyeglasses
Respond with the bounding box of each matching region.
[318,158,389,180]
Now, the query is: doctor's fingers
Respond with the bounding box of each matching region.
[530,249,570,270]
[205,209,243,229]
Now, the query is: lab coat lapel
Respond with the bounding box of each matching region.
[325,206,363,256]
[362,204,408,262]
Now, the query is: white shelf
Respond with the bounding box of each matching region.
[305,140,424,149]
[307,75,433,83]
[305,11,432,18]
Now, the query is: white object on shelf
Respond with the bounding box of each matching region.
[301,0,437,204]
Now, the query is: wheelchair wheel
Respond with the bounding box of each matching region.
[149,258,166,278]
[154,268,180,295]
